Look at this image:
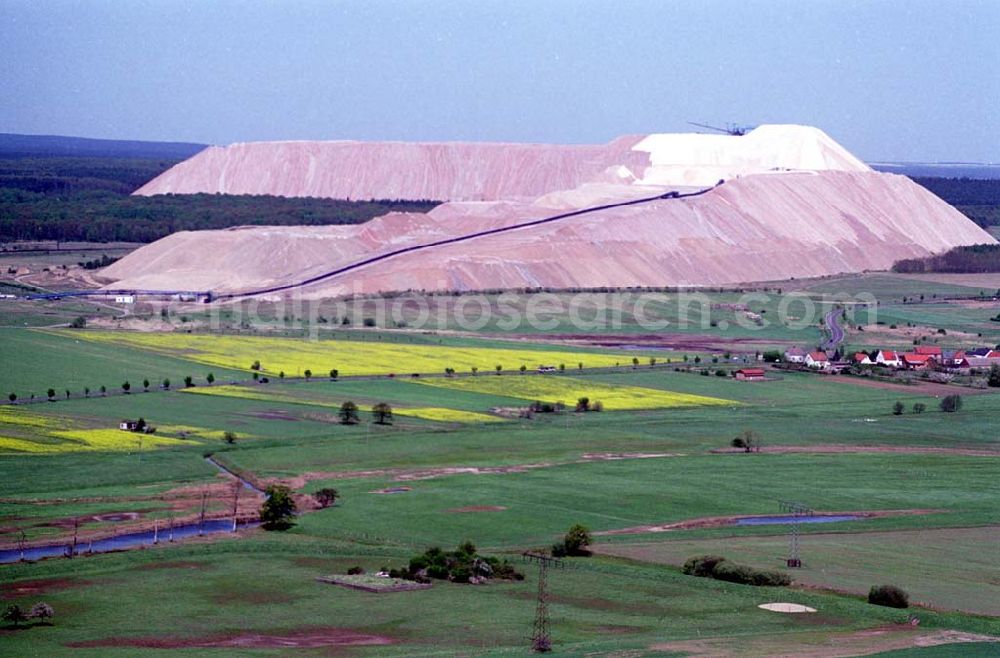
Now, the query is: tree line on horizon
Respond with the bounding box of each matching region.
[0,156,438,243]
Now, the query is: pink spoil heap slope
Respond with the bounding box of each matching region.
[109,126,995,298]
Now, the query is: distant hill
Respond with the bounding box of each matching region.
[872,162,1000,180]
[0,133,207,160]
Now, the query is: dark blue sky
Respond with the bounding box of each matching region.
[2,0,998,161]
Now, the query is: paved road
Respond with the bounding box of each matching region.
[822,309,845,351]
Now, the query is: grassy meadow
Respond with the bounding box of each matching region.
[2,279,999,656]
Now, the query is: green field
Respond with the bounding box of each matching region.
[2,295,1000,656]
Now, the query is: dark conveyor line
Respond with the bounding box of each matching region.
[21,182,719,302]
[213,183,719,300]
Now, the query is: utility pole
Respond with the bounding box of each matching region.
[231,479,240,531]
[199,491,208,535]
[523,552,562,652]
[779,500,813,567]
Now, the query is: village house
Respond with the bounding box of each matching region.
[914,345,942,357]
[853,352,873,365]
[784,347,806,364]
[805,350,830,369]
[901,353,931,370]
[874,350,901,367]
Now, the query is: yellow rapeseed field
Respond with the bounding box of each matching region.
[183,385,503,424]
[64,331,637,377]
[0,407,208,454]
[414,376,733,411]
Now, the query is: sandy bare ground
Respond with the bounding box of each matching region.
[272,452,680,489]
[710,444,1000,457]
[650,627,998,658]
[66,627,394,649]
[594,509,936,536]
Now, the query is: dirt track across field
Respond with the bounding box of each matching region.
[594,509,936,536]
[651,627,998,658]
[710,444,1000,457]
[66,627,395,649]
[824,375,997,396]
[273,452,680,489]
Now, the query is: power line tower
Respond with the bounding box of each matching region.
[523,551,563,652]
[779,500,813,567]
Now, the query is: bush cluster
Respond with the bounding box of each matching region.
[868,584,909,608]
[388,541,523,584]
[682,555,790,587]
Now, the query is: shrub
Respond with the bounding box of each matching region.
[892,401,904,415]
[562,524,592,556]
[346,566,364,575]
[681,555,789,586]
[682,555,727,577]
[868,584,909,608]
[69,316,86,329]
[912,402,926,414]
[712,561,791,587]
[314,487,338,507]
[28,601,54,623]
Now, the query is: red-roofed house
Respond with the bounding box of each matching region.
[875,350,901,367]
[805,351,830,369]
[915,346,943,357]
[735,368,766,381]
[901,353,931,370]
[853,353,873,365]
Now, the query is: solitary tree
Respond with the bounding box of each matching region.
[183,376,194,388]
[329,368,339,380]
[649,357,657,367]
[632,357,640,369]
[892,401,904,415]
[161,379,170,390]
[223,431,237,444]
[206,373,215,385]
[304,369,312,381]
[575,397,590,412]
[279,371,285,380]
[471,366,478,376]
[558,524,593,557]
[339,401,360,425]
[65,389,70,399]
[731,429,761,453]
[372,402,393,425]
[495,364,502,375]
[47,388,55,401]
[84,387,90,398]
[28,602,54,624]
[8,393,15,403]
[913,402,926,414]
[2,604,27,627]
[519,364,527,374]
[100,385,107,396]
[260,484,297,530]
[940,394,963,413]
[314,487,339,508]
[122,381,131,394]
[142,379,149,392]
[578,362,583,370]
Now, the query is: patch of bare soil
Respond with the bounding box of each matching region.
[244,409,300,421]
[710,444,1000,457]
[1,578,91,600]
[444,505,507,513]
[278,452,680,489]
[67,627,395,649]
[825,375,995,396]
[595,509,937,536]
[135,560,211,571]
[650,627,999,658]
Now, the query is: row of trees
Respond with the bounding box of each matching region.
[892,395,962,415]
[892,243,1000,274]
[7,373,219,404]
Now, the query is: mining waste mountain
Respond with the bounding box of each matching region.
[103,125,994,298]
